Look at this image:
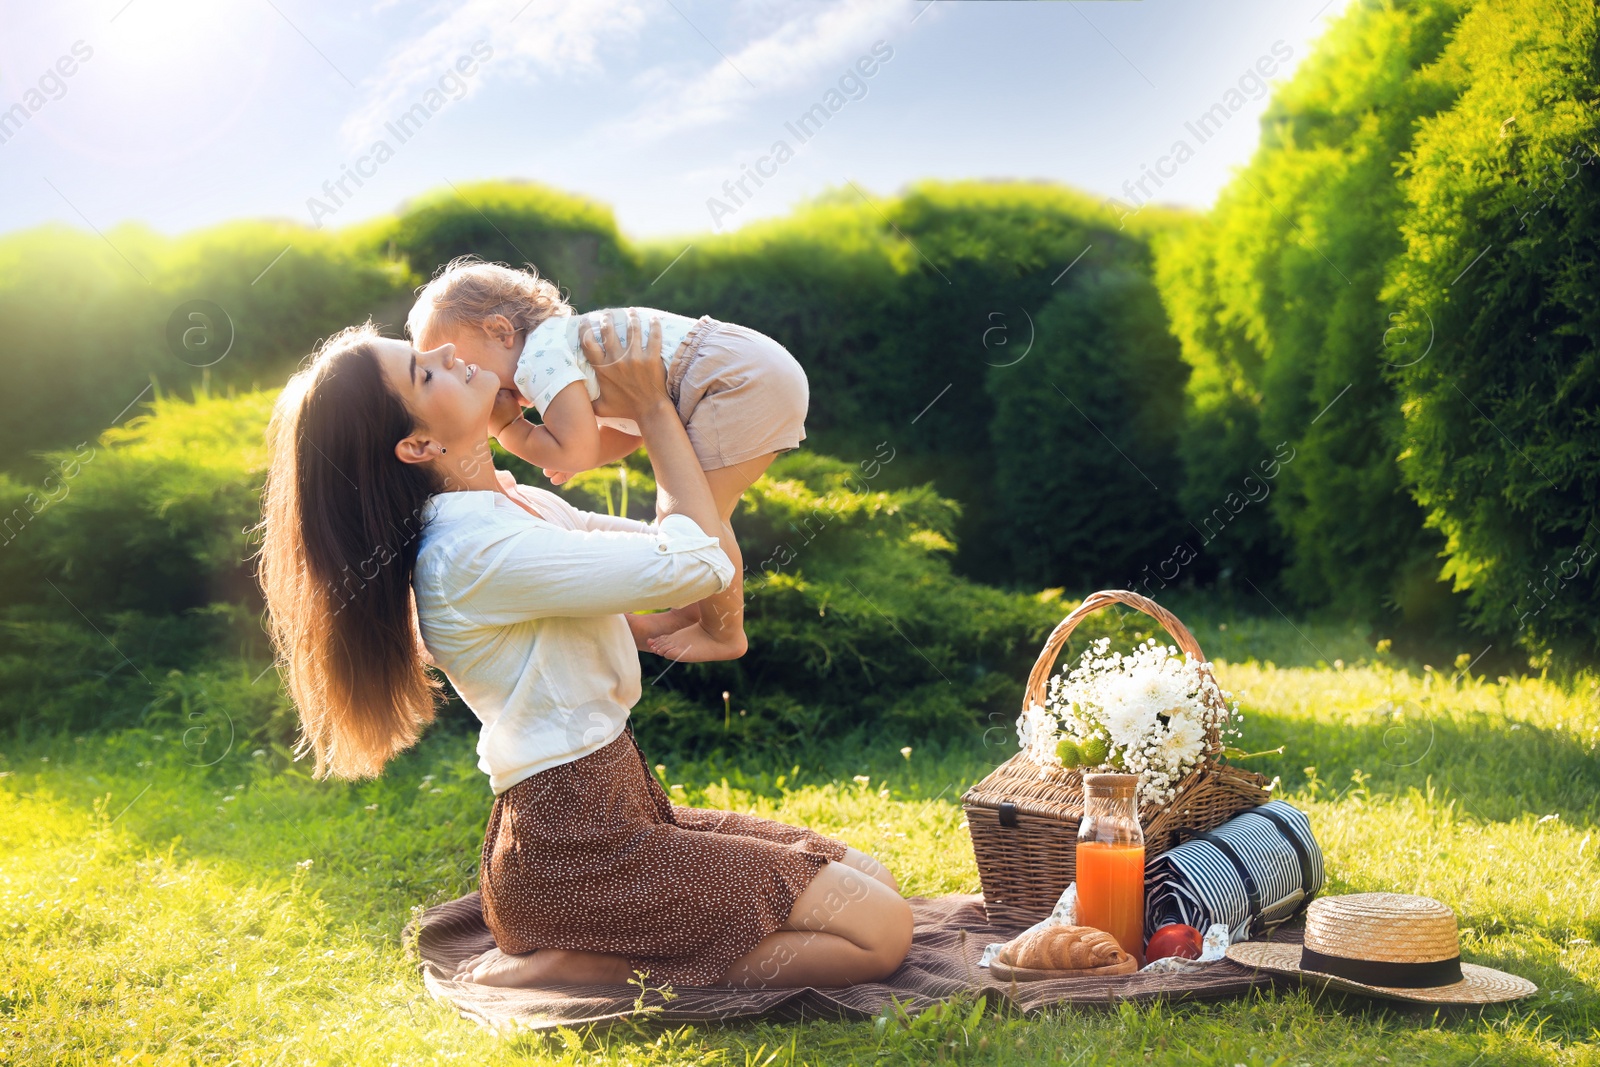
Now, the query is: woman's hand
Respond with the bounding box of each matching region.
[581,309,668,422]
[580,309,722,547]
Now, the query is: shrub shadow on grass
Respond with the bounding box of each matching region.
[1243,706,1599,825]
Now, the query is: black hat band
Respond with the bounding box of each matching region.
[1299,946,1464,988]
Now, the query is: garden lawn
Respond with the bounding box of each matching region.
[1,642,1597,1066]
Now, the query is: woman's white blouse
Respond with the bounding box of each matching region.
[413,474,733,794]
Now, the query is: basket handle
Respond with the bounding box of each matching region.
[1022,590,1209,712]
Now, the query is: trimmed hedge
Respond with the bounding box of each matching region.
[1383,0,1600,661]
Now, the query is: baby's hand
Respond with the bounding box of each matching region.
[491,388,525,439]
[542,468,573,486]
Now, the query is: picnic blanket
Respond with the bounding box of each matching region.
[408,891,1297,1032]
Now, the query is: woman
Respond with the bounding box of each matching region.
[258,308,913,990]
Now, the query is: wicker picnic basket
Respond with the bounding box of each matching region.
[962,590,1271,927]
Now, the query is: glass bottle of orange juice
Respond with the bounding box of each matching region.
[1076,772,1145,965]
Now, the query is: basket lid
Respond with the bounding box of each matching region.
[961,750,1089,819]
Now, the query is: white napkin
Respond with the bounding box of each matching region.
[977,882,1232,972]
[1136,922,1231,973]
[978,883,1078,967]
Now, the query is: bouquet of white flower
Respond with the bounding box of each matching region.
[1015,637,1242,806]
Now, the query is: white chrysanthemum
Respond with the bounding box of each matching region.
[1101,679,1158,750]
[1161,712,1206,763]
[1019,632,1239,797]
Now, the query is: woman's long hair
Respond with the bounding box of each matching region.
[258,322,443,778]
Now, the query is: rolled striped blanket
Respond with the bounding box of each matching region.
[1144,800,1322,943]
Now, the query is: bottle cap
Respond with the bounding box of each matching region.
[1083,772,1139,799]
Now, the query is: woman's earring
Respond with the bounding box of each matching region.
[439,446,448,454]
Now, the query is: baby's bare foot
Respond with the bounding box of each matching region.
[625,614,652,650]
[647,623,748,663]
[627,611,686,648]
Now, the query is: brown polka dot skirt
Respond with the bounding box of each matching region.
[478,721,851,988]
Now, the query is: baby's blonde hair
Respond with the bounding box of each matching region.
[406,255,572,346]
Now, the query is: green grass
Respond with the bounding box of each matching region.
[2,628,1598,1065]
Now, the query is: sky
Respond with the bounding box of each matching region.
[0,0,1352,244]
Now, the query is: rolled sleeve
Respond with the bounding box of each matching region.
[654,514,728,566]
[647,514,733,592]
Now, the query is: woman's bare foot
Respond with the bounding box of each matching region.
[451,947,545,986]
[449,946,633,987]
[648,622,748,663]
[626,608,696,649]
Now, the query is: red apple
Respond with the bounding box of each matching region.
[1145,923,1203,962]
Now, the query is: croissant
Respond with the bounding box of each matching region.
[996,924,1137,973]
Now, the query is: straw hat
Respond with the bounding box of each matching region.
[1226,892,1536,1004]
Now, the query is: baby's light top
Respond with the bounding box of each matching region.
[514,307,703,435]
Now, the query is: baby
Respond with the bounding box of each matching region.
[406,256,810,663]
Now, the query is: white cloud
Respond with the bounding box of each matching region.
[340,0,650,145]
[607,0,907,140]
[339,0,912,150]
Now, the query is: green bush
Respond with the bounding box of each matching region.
[1383,0,1600,660]
[0,180,1188,594]
[635,181,1189,582]
[316,179,1193,588]
[985,268,1189,588]
[0,390,273,614]
[1152,0,1472,615]
[365,180,641,310]
[0,223,407,479]
[1154,0,1600,662]
[0,390,279,737]
[0,605,269,738]
[2,27,1593,686]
